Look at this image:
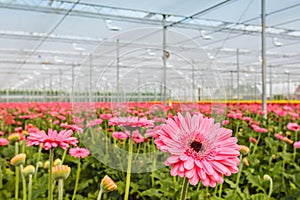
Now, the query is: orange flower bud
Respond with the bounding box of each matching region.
[243,157,249,167]
[101,175,117,191]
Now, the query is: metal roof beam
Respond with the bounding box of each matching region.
[0,0,300,40]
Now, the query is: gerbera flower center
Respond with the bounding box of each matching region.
[190,141,203,152]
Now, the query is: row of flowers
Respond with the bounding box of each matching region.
[0,102,299,199]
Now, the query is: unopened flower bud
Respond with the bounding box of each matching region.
[240,145,250,154]
[243,157,249,167]
[54,158,62,166]
[10,153,26,166]
[101,175,117,191]
[8,133,20,143]
[52,165,71,180]
[43,161,49,169]
[37,161,43,168]
[249,137,258,144]
[22,165,35,176]
[263,174,272,181]
[284,137,293,144]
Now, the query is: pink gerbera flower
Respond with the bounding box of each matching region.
[132,130,145,143]
[112,131,130,140]
[287,122,299,131]
[86,119,103,128]
[26,129,78,150]
[0,138,9,146]
[294,141,300,148]
[60,123,83,133]
[69,147,90,158]
[155,112,240,187]
[109,116,154,128]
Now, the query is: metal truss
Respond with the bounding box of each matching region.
[0,30,299,59]
[0,0,300,40]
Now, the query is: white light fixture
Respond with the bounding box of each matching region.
[272,37,283,47]
[199,30,213,40]
[207,53,214,60]
[105,20,121,31]
[54,56,64,64]
[72,43,85,51]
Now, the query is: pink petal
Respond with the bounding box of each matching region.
[184,157,194,170]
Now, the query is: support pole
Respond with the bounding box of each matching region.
[116,39,120,102]
[287,72,290,103]
[269,65,272,103]
[162,14,167,106]
[89,54,93,103]
[236,49,240,106]
[261,0,267,118]
[192,61,195,102]
[71,64,74,102]
[59,69,62,100]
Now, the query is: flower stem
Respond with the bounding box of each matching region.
[234,155,244,196]
[15,141,19,155]
[34,145,42,180]
[0,166,2,189]
[180,177,189,200]
[72,161,81,200]
[235,121,240,137]
[58,179,64,200]
[151,146,156,187]
[124,137,133,200]
[251,134,261,156]
[281,143,287,194]
[20,165,27,200]
[61,149,68,164]
[293,131,298,162]
[218,183,223,198]
[264,175,273,199]
[21,140,26,153]
[48,148,54,200]
[97,188,103,200]
[28,174,33,200]
[15,166,19,200]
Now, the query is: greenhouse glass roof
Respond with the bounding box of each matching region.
[0,0,299,100]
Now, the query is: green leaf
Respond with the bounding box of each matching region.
[224,179,236,189]
[250,193,268,200]
[244,171,265,193]
[141,188,162,198]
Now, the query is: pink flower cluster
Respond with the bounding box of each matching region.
[86,119,103,128]
[109,116,154,128]
[251,124,268,133]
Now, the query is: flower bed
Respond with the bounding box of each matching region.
[0,102,299,199]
